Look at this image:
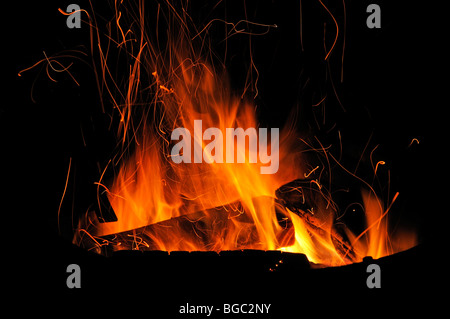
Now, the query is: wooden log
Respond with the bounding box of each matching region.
[79,179,358,261]
[79,196,294,255]
[275,179,357,261]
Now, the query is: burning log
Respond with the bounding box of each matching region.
[275,179,357,262]
[77,179,363,262]
[275,179,332,215]
[77,178,359,262]
[77,196,295,255]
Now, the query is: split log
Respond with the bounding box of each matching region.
[275,179,357,261]
[78,196,294,255]
[79,179,358,261]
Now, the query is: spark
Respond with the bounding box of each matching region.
[77,229,108,250]
[354,133,373,174]
[159,85,173,93]
[43,51,72,73]
[312,95,327,107]
[127,233,150,250]
[310,179,322,190]
[318,0,339,60]
[304,166,319,178]
[328,151,384,215]
[57,157,72,235]
[341,0,346,83]
[192,19,277,41]
[18,51,84,86]
[57,7,88,17]
[374,160,385,176]
[408,138,420,147]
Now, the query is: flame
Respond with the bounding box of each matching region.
[91,60,304,251]
[61,0,417,266]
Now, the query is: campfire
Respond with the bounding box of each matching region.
[22,1,418,268]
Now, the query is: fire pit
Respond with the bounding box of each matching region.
[42,0,415,268]
[16,1,430,310]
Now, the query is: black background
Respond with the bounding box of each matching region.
[4,0,443,314]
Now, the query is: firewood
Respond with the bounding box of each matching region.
[79,196,294,254]
[78,179,357,261]
[275,179,356,261]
